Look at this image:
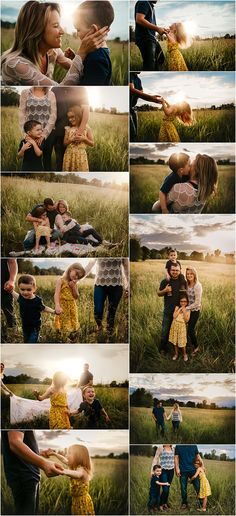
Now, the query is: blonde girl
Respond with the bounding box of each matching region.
[191,458,211,512]
[49,444,95,515]
[33,371,71,429]
[159,98,193,142]
[54,262,85,341]
[169,294,190,362]
[33,207,52,252]
[166,23,190,71]
[63,106,94,172]
[167,402,183,433]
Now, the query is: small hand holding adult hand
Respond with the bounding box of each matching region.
[124,288,129,298]
[40,448,55,458]
[55,305,63,315]
[42,460,64,477]
[176,467,181,477]
[4,280,14,292]
[33,390,39,398]
[152,95,163,104]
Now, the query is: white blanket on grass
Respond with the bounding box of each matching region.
[10,389,82,424]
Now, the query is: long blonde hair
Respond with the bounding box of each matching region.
[67,106,83,128]
[194,154,218,202]
[174,23,191,48]
[68,444,93,476]
[63,263,85,282]
[186,267,198,285]
[52,371,68,389]
[56,199,69,213]
[1,1,60,67]
[174,101,193,126]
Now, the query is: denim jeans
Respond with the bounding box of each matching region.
[136,39,164,70]
[81,228,103,244]
[148,486,161,510]
[43,126,65,172]
[160,469,174,505]
[23,326,40,343]
[188,311,200,349]
[1,291,16,327]
[130,108,138,141]
[94,285,123,332]
[23,228,62,250]
[172,420,180,432]
[159,312,173,352]
[156,421,165,437]
[180,471,200,505]
[10,479,39,515]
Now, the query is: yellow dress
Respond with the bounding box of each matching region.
[63,127,89,172]
[158,115,180,142]
[49,391,71,429]
[35,224,51,239]
[167,40,188,71]
[169,312,187,347]
[198,471,212,499]
[70,477,95,515]
[55,279,79,332]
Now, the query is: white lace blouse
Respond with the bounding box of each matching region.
[167,182,205,214]
[19,88,57,138]
[84,259,129,289]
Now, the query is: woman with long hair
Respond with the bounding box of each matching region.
[186,267,203,355]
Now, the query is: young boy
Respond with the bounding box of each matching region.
[18,120,44,171]
[152,152,191,213]
[165,248,186,289]
[61,211,103,246]
[70,386,110,429]
[148,465,170,513]
[72,1,114,85]
[12,274,55,343]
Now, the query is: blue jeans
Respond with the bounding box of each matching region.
[160,312,173,352]
[130,108,138,141]
[94,285,123,332]
[10,479,39,515]
[180,471,200,505]
[156,421,165,437]
[172,420,180,432]
[23,326,40,343]
[148,487,161,510]
[23,228,62,250]
[136,39,164,71]
[160,469,174,505]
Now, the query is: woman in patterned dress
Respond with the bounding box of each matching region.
[33,371,71,429]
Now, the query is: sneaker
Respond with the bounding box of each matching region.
[172,355,178,361]
[184,355,188,362]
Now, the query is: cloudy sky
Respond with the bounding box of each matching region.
[130,1,235,37]
[1,1,129,39]
[130,373,235,407]
[32,430,129,455]
[53,172,129,185]
[17,257,128,273]
[130,143,235,162]
[130,214,235,253]
[135,72,235,109]
[2,344,128,383]
[131,444,235,459]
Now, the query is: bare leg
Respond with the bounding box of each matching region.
[46,236,51,248]
[152,200,162,213]
[172,345,178,360]
[34,236,40,251]
[182,347,188,361]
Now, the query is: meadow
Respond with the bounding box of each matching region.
[1,457,128,515]
[130,164,235,214]
[1,274,128,343]
[1,28,128,85]
[1,176,129,257]
[1,106,128,172]
[136,108,235,143]
[130,455,235,515]
[130,406,235,444]
[130,39,235,72]
[130,260,235,373]
[1,385,128,429]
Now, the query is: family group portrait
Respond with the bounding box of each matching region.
[1,343,128,429]
[130,0,235,72]
[130,444,235,515]
[130,143,235,215]
[1,429,129,515]
[129,71,235,143]
[1,86,129,172]
[130,214,235,373]
[129,373,235,444]
[1,0,128,86]
[1,173,129,257]
[1,258,129,343]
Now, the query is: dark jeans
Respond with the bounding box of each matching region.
[172,420,180,432]
[23,326,40,343]
[1,291,16,327]
[156,421,165,437]
[188,311,200,349]
[160,469,174,505]
[10,479,39,515]
[43,126,65,172]
[180,471,200,505]
[130,108,138,141]
[148,487,161,510]
[136,39,164,71]
[94,285,123,332]
[23,229,62,250]
[159,312,173,352]
[82,228,103,244]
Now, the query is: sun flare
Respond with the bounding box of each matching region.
[56,358,85,381]
[87,88,102,110]
[183,20,197,37]
[168,91,186,105]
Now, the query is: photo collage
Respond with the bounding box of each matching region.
[0,0,235,515]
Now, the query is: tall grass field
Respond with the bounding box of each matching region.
[1,28,128,85]
[130,455,235,515]
[130,407,235,444]
[1,106,128,172]
[130,39,235,72]
[1,176,129,257]
[130,164,235,214]
[130,260,235,373]
[1,457,128,515]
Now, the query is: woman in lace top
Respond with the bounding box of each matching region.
[167,154,218,213]
[19,87,57,142]
[1,1,109,86]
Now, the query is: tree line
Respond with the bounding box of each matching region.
[130,445,234,462]
[130,388,234,411]
[3,374,128,388]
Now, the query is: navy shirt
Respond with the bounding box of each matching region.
[79,371,93,387]
[80,49,112,86]
[165,259,182,270]
[79,398,103,426]
[30,204,57,229]
[160,171,184,195]
[159,277,187,315]
[17,294,45,329]
[1,431,40,486]
[130,72,143,109]
[175,444,199,473]
[135,1,157,43]
[19,139,44,172]
[150,474,161,496]
[152,406,165,424]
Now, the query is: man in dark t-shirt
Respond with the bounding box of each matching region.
[134,1,167,70]
[152,400,166,437]
[23,197,60,250]
[77,363,94,389]
[157,263,187,353]
[129,72,162,141]
[175,444,201,509]
[1,259,17,335]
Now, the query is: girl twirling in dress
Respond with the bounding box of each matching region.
[49,444,95,515]
[169,294,190,362]
[63,106,94,172]
[33,371,71,429]
[166,23,190,71]
[159,98,193,142]
[190,458,211,512]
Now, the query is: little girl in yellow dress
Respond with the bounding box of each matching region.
[158,98,193,142]
[33,371,71,429]
[166,23,190,71]
[169,295,190,362]
[54,262,85,341]
[49,444,95,515]
[63,106,94,172]
[191,458,211,512]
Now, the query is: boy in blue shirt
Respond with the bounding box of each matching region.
[148,464,170,513]
[152,152,191,213]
